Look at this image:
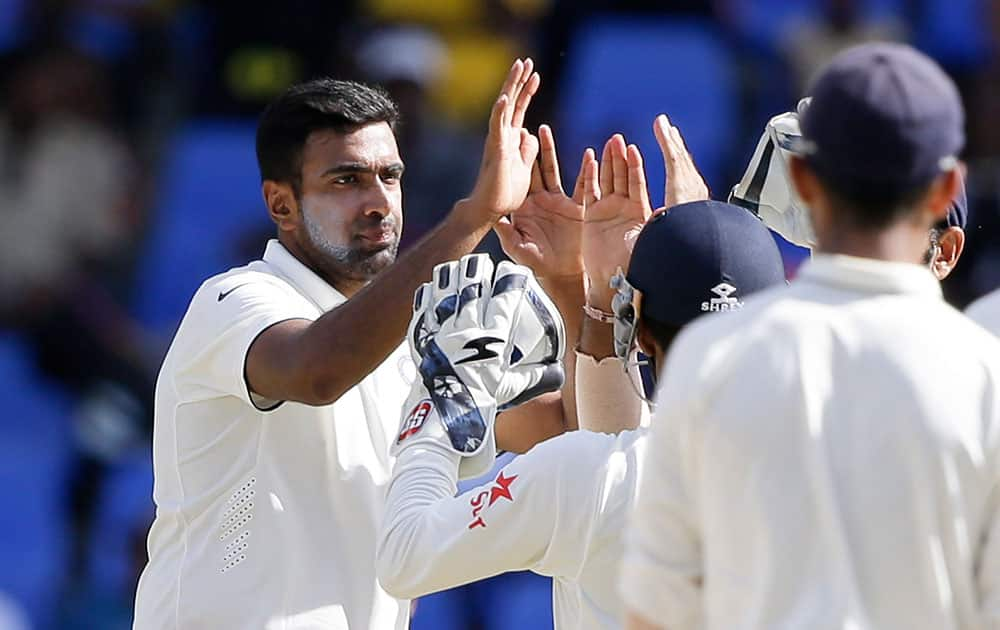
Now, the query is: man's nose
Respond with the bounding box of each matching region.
[362,180,393,219]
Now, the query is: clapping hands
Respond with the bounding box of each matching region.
[495,125,597,280]
[494,107,709,312]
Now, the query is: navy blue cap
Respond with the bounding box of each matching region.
[800,43,964,193]
[626,201,786,328]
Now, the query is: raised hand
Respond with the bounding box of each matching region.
[581,134,652,310]
[494,125,597,280]
[466,58,541,222]
[653,114,709,211]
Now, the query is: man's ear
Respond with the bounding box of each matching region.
[924,168,961,225]
[262,180,300,233]
[931,226,965,280]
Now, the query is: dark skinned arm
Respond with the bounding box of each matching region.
[245,59,542,407]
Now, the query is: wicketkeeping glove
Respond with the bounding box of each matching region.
[391,253,566,479]
[728,98,816,248]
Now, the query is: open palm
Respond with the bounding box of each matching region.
[496,125,596,280]
[468,58,541,219]
[582,135,652,299]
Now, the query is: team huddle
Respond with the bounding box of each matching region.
[133,42,1000,630]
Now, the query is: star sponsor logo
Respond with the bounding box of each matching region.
[467,471,518,530]
[397,399,432,444]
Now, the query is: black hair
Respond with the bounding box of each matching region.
[255,78,399,195]
[639,312,684,357]
[814,168,935,231]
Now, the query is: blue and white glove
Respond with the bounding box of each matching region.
[391,253,566,479]
[728,98,816,248]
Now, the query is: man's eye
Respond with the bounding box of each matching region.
[333,174,358,185]
[382,173,401,184]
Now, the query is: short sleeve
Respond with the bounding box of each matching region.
[170,274,316,409]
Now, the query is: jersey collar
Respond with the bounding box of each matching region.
[797,254,942,299]
[261,239,348,312]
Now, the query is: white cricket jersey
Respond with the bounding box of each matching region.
[134,240,411,630]
[967,288,1000,338]
[377,427,647,629]
[622,254,1000,630]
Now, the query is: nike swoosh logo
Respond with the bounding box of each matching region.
[454,336,504,365]
[218,283,251,302]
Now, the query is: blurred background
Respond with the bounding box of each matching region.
[0,0,997,628]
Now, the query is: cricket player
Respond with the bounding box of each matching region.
[376,188,786,628]
[132,59,575,629]
[967,288,1000,337]
[730,98,969,280]
[622,43,1000,630]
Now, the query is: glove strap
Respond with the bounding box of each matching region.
[582,303,615,324]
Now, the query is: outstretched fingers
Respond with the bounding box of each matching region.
[494,216,524,255]
[654,114,675,166]
[498,59,525,128]
[668,120,692,156]
[582,150,601,210]
[572,148,596,205]
[599,137,614,195]
[519,128,539,166]
[538,124,564,194]
[626,144,651,218]
[654,113,709,207]
[611,135,628,196]
[529,158,545,193]
[487,94,508,150]
[511,66,540,128]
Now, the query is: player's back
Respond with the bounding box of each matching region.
[660,254,1000,629]
[546,428,647,629]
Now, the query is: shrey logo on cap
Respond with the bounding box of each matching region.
[701,283,744,312]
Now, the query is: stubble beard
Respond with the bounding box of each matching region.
[301,207,399,284]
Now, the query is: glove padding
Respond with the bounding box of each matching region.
[728,98,816,248]
[391,254,566,479]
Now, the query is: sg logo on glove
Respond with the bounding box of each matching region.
[397,399,432,445]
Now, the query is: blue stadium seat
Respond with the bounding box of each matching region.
[725,0,912,55]
[557,18,738,201]
[913,0,991,70]
[65,7,139,62]
[0,0,27,52]
[724,0,818,53]
[131,120,273,336]
[85,449,153,602]
[0,333,75,629]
